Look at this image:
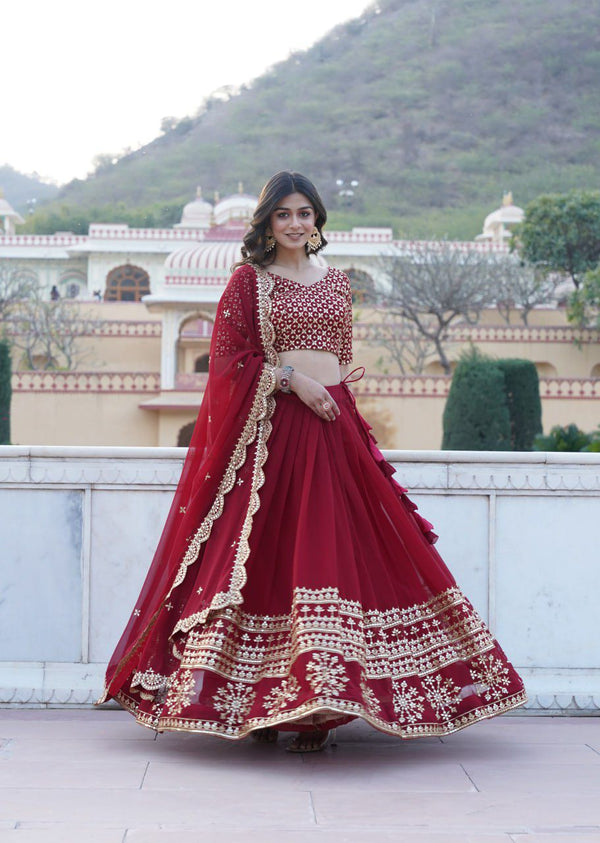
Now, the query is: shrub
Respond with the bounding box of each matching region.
[533,423,599,452]
[0,340,11,445]
[495,359,543,450]
[442,351,543,451]
[442,350,511,450]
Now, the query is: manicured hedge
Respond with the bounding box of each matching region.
[0,340,11,445]
[495,358,542,451]
[442,352,511,450]
[442,351,542,451]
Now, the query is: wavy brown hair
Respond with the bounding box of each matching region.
[234,171,328,269]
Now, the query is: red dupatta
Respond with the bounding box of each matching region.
[100,264,278,702]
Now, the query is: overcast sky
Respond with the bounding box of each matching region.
[2,0,373,184]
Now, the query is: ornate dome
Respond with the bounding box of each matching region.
[176,187,213,230]
[213,184,257,226]
[477,192,524,243]
[164,240,243,287]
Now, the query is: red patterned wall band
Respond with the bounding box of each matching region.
[353,322,600,345]
[12,372,161,393]
[11,372,600,399]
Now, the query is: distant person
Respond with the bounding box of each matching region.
[99,171,526,752]
[93,289,102,302]
[50,285,60,301]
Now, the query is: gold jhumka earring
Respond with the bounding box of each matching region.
[265,232,276,253]
[307,227,322,252]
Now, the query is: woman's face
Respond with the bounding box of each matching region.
[268,192,316,252]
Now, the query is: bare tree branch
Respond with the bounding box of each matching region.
[363,244,500,374]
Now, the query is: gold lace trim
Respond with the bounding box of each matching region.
[115,686,527,740]
[170,266,278,630]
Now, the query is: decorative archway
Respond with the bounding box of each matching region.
[104,264,150,302]
[535,362,558,377]
[345,268,376,303]
[177,421,196,447]
[60,269,86,299]
[591,363,600,378]
[194,353,210,372]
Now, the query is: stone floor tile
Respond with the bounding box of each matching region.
[0,828,124,842]
[0,760,146,790]
[427,740,597,764]
[510,834,600,842]
[462,761,600,793]
[0,789,314,829]
[124,831,511,842]
[311,791,600,831]
[0,737,159,764]
[143,751,473,793]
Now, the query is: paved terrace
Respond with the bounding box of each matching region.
[0,709,599,842]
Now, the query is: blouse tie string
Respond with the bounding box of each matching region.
[341,366,365,385]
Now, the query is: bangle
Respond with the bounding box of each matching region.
[279,365,294,393]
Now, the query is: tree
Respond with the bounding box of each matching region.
[516,191,600,289]
[0,340,11,445]
[494,257,559,325]
[367,244,500,374]
[8,295,95,370]
[373,311,437,374]
[567,266,600,331]
[0,265,37,322]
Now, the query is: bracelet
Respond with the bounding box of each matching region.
[279,365,294,393]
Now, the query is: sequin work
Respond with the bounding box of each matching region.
[270,267,353,364]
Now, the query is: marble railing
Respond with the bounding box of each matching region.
[1,445,599,713]
[12,371,161,393]
[353,321,600,345]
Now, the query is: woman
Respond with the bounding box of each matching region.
[99,172,526,752]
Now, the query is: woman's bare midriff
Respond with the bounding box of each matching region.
[279,349,341,386]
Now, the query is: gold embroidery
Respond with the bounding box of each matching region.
[263,676,301,716]
[306,652,349,697]
[212,681,256,726]
[179,507,186,514]
[172,267,277,634]
[391,679,424,723]
[164,669,196,715]
[360,674,382,716]
[421,674,461,720]
[470,653,511,702]
[179,586,495,685]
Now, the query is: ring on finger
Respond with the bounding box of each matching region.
[322,401,332,411]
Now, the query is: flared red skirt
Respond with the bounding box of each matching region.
[111,383,526,737]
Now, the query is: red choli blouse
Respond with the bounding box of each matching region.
[269,266,353,365]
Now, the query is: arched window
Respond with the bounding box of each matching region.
[194,353,210,372]
[60,269,86,299]
[104,264,150,302]
[346,268,375,304]
[591,363,600,378]
[177,421,196,447]
[535,362,558,377]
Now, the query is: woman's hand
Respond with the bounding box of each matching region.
[288,371,340,421]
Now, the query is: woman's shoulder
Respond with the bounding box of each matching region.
[229,262,258,284]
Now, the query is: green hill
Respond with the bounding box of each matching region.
[0,166,59,214]
[28,0,600,238]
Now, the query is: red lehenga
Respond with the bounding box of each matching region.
[99,263,526,738]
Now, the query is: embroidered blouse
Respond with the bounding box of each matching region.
[269,266,353,365]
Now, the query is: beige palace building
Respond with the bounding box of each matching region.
[1,189,599,449]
